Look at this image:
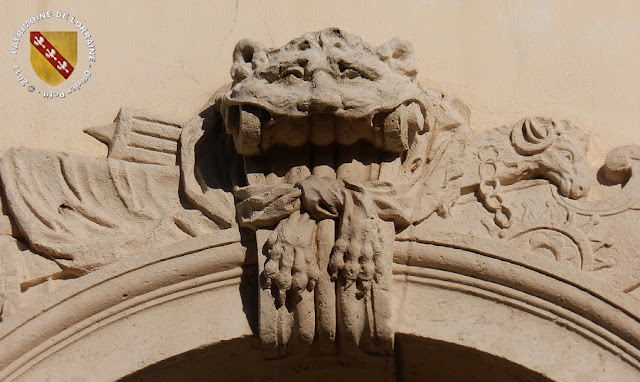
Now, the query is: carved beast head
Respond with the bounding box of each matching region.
[225,28,420,117]
[511,117,591,199]
[219,28,426,157]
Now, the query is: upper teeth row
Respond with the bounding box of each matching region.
[224,103,425,157]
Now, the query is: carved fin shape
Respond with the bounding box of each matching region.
[84,108,184,166]
[84,124,115,147]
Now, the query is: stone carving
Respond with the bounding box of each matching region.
[205,28,474,357]
[0,109,224,316]
[3,28,640,364]
[460,116,591,229]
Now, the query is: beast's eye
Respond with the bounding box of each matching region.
[258,69,279,83]
[282,66,304,79]
[338,61,369,80]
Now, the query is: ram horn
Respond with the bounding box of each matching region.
[510,117,557,155]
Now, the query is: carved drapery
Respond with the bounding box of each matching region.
[2,29,640,374]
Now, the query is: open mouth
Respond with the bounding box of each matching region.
[564,179,588,199]
[223,102,425,185]
[546,172,588,199]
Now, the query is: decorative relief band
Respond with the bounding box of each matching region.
[2,28,640,364]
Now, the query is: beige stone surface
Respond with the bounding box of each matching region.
[3,1,640,163]
[3,2,640,380]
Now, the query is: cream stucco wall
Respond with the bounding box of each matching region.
[2,0,640,165]
[3,3,640,380]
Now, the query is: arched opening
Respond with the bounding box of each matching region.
[119,335,552,382]
[2,237,640,381]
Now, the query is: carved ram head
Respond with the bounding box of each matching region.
[510,117,591,199]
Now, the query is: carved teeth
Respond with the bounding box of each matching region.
[336,142,381,182]
[229,102,425,183]
[380,103,424,153]
[228,102,423,155]
[226,105,267,156]
[406,102,425,132]
[224,105,240,136]
[378,154,402,181]
[335,118,374,147]
[312,145,336,178]
[310,114,335,146]
[268,117,310,149]
[382,104,408,153]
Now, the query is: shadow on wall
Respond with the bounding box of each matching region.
[118,334,552,382]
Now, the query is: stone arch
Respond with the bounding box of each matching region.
[3,29,640,382]
[1,233,639,381]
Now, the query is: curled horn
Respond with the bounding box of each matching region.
[511,117,557,155]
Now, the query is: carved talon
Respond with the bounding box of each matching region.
[328,189,384,295]
[5,28,633,364]
[329,238,348,281]
[295,175,385,293]
[263,211,319,305]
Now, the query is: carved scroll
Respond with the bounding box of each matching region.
[4,28,640,365]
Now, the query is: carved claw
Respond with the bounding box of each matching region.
[329,237,348,281]
[328,191,384,294]
[297,176,385,294]
[263,211,319,305]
